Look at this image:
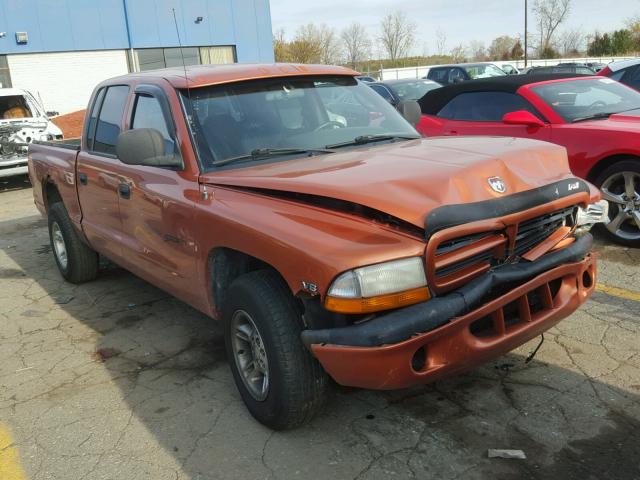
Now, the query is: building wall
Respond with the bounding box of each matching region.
[7,51,129,114]
[0,0,274,63]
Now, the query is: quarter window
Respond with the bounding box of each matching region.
[93,86,129,155]
[438,91,542,122]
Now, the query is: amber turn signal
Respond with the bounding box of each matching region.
[324,286,431,314]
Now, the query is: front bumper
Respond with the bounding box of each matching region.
[0,156,28,178]
[302,234,595,390]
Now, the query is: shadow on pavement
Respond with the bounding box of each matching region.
[1,211,639,480]
[0,174,31,193]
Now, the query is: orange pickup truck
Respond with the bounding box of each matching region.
[29,64,607,429]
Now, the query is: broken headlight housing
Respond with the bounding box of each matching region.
[575,200,609,235]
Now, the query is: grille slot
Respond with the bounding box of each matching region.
[434,233,506,280]
[513,207,575,257]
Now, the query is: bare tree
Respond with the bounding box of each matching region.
[450,44,466,62]
[318,24,342,64]
[341,22,371,68]
[379,11,416,61]
[558,28,584,55]
[467,40,486,61]
[435,28,447,56]
[534,0,572,55]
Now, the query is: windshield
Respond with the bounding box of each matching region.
[463,64,506,79]
[185,75,418,170]
[0,94,33,120]
[389,80,441,101]
[531,78,640,122]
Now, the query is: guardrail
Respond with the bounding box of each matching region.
[379,56,636,80]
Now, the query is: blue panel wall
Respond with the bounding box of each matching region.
[0,0,130,53]
[0,0,274,62]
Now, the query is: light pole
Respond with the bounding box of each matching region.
[524,0,528,67]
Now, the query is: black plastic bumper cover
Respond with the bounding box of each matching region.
[301,233,592,348]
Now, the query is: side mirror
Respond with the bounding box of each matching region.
[46,110,59,117]
[398,100,421,126]
[502,110,545,128]
[116,128,182,168]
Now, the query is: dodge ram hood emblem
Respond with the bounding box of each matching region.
[488,176,506,194]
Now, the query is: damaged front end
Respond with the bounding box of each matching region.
[0,120,52,178]
[300,178,602,389]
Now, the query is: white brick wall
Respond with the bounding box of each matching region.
[7,50,129,115]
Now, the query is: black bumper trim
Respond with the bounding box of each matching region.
[301,234,592,348]
[424,178,589,239]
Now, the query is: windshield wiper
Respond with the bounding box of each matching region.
[571,112,616,123]
[326,134,420,149]
[211,147,336,167]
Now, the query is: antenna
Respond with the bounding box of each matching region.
[172,8,193,108]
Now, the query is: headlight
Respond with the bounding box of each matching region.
[325,257,430,314]
[575,200,609,235]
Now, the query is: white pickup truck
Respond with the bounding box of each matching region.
[0,88,63,178]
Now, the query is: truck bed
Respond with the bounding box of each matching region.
[28,139,82,225]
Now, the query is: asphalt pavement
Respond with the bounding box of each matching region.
[1,175,639,480]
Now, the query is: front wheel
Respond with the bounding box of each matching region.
[223,270,328,430]
[595,160,640,248]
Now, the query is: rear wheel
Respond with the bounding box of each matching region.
[48,202,99,283]
[223,270,328,430]
[595,160,640,248]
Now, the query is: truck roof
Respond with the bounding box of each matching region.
[105,63,360,89]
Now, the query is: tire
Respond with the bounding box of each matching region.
[48,202,99,283]
[594,160,640,248]
[223,269,328,430]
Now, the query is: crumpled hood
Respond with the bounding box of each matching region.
[201,137,575,229]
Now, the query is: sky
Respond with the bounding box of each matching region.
[269,0,640,56]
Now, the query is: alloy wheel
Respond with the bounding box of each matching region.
[600,171,640,241]
[51,221,69,270]
[230,309,270,401]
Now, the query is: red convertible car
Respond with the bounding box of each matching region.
[417,75,640,246]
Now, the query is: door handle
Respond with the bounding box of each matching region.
[118,183,131,199]
[78,172,88,185]
[445,130,458,136]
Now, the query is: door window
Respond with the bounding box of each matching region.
[625,67,640,90]
[369,84,395,103]
[428,69,448,83]
[438,91,542,122]
[448,68,465,84]
[93,86,129,155]
[131,94,176,155]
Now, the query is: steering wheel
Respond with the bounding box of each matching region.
[588,100,607,110]
[314,121,345,132]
